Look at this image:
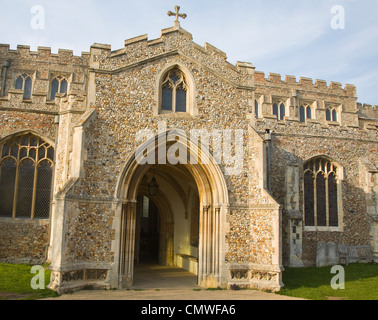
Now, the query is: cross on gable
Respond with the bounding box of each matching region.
[167,5,187,27]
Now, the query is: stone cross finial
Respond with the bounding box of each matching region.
[167,5,187,28]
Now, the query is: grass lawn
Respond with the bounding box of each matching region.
[0,263,59,300]
[277,263,378,300]
[1,262,377,300]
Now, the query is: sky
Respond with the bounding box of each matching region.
[1,0,377,105]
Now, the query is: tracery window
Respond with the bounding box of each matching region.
[273,102,285,121]
[326,107,338,122]
[303,157,339,228]
[50,76,68,100]
[299,105,312,123]
[161,68,188,113]
[0,134,54,220]
[15,74,32,99]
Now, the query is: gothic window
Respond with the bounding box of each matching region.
[326,107,338,122]
[15,74,32,99]
[0,134,54,220]
[273,102,285,121]
[300,105,312,123]
[303,157,339,228]
[254,100,259,118]
[50,76,68,100]
[161,68,188,113]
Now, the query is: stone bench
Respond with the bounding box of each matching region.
[176,254,198,275]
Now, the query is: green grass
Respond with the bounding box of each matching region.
[0,263,60,300]
[277,263,378,300]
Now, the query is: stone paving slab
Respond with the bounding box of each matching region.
[45,288,304,300]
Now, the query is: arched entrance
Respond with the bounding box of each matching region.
[115,131,229,289]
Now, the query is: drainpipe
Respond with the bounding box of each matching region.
[264,129,272,192]
[1,61,10,97]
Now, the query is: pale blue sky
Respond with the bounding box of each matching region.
[1,0,378,105]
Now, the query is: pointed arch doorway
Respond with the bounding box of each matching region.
[115,131,229,289]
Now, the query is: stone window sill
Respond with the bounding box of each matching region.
[304,226,342,232]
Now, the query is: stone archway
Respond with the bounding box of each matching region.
[114,130,229,289]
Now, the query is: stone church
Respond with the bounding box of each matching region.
[0,7,377,293]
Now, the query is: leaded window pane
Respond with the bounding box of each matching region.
[304,171,315,226]
[279,103,285,121]
[162,84,173,111]
[176,84,187,112]
[316,173,327,227]
[2,145,9,158]
[47,147,54,161]
[0,134,54,220]
[60,79,68,94]
[0,158,17,217]
[24,77,32,99]
[15,76,23,90]
[38,146,46,161]
[326,109,331,121]
[50,79,59,100]
[15,159,35,218]
[34,160,53,219]
[328,173,338,227]
[332,109,338,122]
[10,144,18,158]
[306,106,312,119]
[29,148,36,159]
[255,100,259,118]
[30,137,38,146]
[21,136,29,146]
[300,106,305,123]
[20,147,27,159]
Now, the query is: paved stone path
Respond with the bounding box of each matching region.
[44,265,305,300]
[45,288,303,300]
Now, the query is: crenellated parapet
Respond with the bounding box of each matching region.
[253,71,378,130]
[357,103,378,130]
[358,103,378,119]
[88,26,251,89]
[0,44,89,113]
[0,44,89,63]
[255,71,357,99]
